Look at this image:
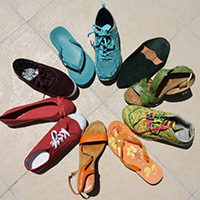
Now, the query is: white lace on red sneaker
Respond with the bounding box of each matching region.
[50,128,71,149]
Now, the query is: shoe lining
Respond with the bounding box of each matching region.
[26,150,50,170]
[2,102,57,119]
[169,116,193,142]
[96,8,114,28]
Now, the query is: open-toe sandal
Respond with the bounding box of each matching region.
[124,66,195,106]
[68,121,107,195]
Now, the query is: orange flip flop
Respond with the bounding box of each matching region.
[68,121,107,195]
[107,121,163,185]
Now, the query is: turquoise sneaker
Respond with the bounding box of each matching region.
[88,3,122,81]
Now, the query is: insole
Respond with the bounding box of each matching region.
[157,77,188,97]
[141,46,163,65]
[57,32,82,67]
[79,144,105,192]
[26,150,49,169]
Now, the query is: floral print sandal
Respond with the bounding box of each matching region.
[107,121,163,185]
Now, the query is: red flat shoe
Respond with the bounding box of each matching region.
[24,113,87,173]
[0,97,75,127]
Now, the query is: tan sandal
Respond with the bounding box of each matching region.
[68,121,107,195]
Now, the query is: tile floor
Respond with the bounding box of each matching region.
[0,0,200,199]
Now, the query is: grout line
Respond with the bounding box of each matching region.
[191,186,200,199]
[2,0,54,48]
[169,27,186,42]
[185,12,200,26]
[0,22,26,45]
[146,146,193,197]
[87,87,121,120]
[0,177,10,198]
[157,0,186,27]
[187,27,200,41]
[8,171,28,190]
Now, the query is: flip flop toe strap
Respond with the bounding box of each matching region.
[58,40,85,73]
[114,133,150,171]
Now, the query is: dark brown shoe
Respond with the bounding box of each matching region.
[13,58,77,98]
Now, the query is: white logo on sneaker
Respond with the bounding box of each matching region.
[22,68,38,81]
[50,128,71,149]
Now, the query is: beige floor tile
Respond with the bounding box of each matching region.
[105,88,127,119]
[188,197,196,200]
[87,104,118,128]
[160,0,200,25]
[0,179,8,197]
[89,77,118,102]
[27,0,98,53]
[194,188,200,199]
[1,190,16,200]
[1,0,200,199]
[188,15,200,38]
[7,0,53,20]
[73,88,102,117]
[144,135,200,194]
[164,28,200,69]
[0,0,24,43]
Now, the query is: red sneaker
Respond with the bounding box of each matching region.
[24,113,87,173]
[0,97,75,127]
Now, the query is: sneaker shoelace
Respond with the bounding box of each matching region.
[35,66,54,90]
[50,128,71,149]
[132,112,178,137]
[88,24,115,60]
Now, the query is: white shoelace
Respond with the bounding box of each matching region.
[50,128,71,149]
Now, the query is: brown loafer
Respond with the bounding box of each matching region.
[13,58,77,98]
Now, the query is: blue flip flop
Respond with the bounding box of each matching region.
[50,26,95,87]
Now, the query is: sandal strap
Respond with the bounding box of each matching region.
[132,66,194,105]
[79,132,108,145]
[68,157,95,195]
[150,66,194,94]
[132,79,159,105]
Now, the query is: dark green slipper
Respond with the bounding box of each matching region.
[117,37,170,88]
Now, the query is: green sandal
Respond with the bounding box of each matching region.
[122,105,195,147]
[124,66,195,106]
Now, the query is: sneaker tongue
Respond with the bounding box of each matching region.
[101,24,111,32]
